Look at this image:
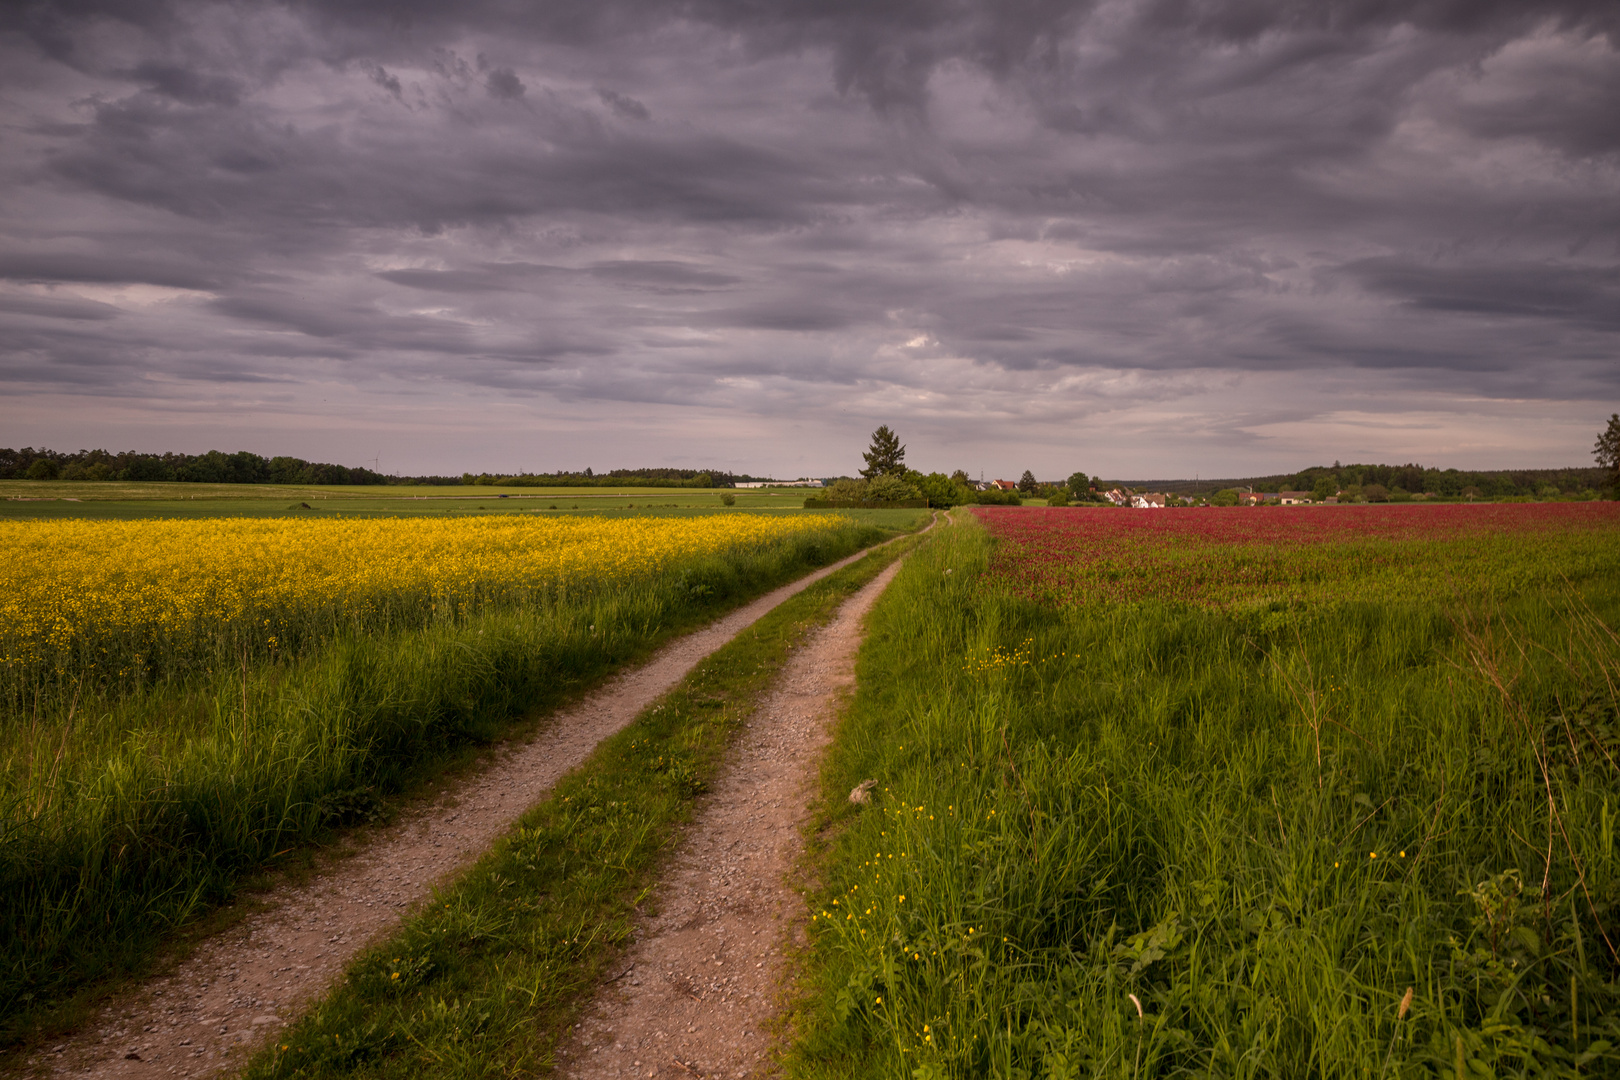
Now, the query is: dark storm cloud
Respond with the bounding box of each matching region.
[596,88,648,121]
[1,0,1617,472]
[483,66,525,100]
[1342,259,1620,329]
[0,252,223,290]
[587,262,741,291]
[125,60,241,105]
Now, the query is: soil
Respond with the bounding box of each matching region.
[556,558,904,1080]
[28,541,902,1080]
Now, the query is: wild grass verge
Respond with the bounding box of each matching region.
[235,534,914,1080]
[792,514,1620,1078]
[0,519,895,1049]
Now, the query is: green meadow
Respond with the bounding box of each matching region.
[0,479,823,520]
[795,510,1620,1078]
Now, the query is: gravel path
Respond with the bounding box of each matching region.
[31,540,906,1080]
[556,557,904,1080]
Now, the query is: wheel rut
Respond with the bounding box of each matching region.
[556,556,905,1080]
[28,538,911,1080]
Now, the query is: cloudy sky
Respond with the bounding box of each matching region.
[1,0,1616,479]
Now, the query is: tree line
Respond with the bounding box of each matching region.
[0,448,762,488]
[1,447,409,486]
[461,467,763,488]
[1152,462,1611,501]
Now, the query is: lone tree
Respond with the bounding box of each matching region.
[1018,469,1038,493]
[1597,413,1620,494]
[860,425,907,479]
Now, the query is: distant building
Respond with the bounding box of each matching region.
[1277,490,1312,505]
[1131,493,1166,509]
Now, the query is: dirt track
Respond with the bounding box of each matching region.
[556,558,902,1080]
[30,538,909,1080]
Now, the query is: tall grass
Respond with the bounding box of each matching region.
[793,515,1620,1077]
[233,535,915,1080]
[0,520,884,1040]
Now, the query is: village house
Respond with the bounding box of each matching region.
[1131,493,1167,509]
[1277,490,1312,505]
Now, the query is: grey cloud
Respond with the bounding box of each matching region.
[376,268,527,293]
[587,261,740,289]
[127,61,242,105]
[365,63,403,97]
[699,304,858,332]
[0,252,222,290]
[2,0,1617,474]
[1340,258,1620,329]
[597,88,648,120]
[484,66,525,99]
[0,292,122,321]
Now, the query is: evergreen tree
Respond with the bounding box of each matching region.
[1018,469,1038,493]
[1597,413,1620,494]
[860,425,906,479]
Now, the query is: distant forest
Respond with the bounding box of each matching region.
[1114,462,1610,500]
[0,447,760,487]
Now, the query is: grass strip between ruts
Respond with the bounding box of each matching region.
[241,534,914,1080]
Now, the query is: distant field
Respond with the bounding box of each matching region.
[0,480,823,519]
[797,504,1620,1078]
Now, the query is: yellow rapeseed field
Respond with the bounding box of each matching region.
[0,512,847,695]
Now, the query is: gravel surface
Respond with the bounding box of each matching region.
[558,558,905,1080]
[30,541,900,1080]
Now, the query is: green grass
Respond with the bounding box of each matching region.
[235,536,914,1080]
[0,480,844,519]
[791,514,1620,1078]
[0,517,918,1050]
